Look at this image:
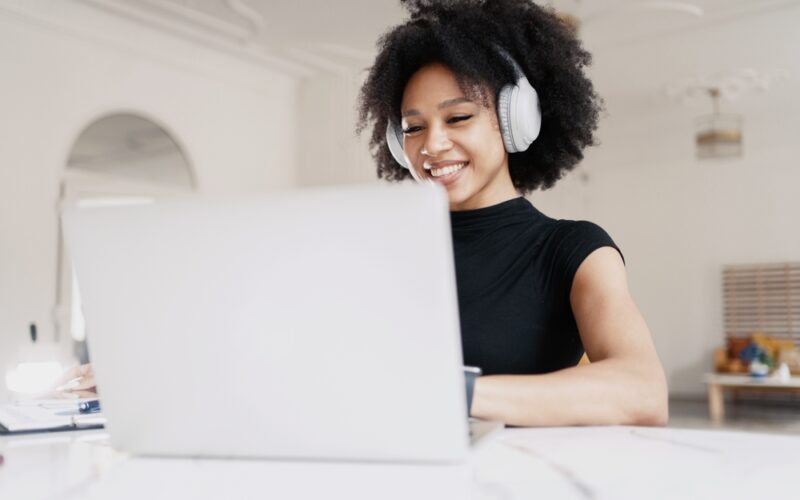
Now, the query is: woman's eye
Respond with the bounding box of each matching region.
[402,126,423,135]
[448,115,473,124]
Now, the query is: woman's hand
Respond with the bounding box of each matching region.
[54,363,97,398]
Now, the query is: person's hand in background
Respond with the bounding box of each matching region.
[54,363,97,398]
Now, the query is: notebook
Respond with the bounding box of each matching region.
[0,399,105,434]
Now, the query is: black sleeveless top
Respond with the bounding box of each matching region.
[450,197,621,375]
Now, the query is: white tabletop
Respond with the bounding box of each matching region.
[2,426,799,500]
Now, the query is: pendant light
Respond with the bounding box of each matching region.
[695,88,743,159]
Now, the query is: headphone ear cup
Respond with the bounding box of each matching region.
[511,78,542,151]
[497,79,542,153]
[385,121,410,170]
[496,83,516,153]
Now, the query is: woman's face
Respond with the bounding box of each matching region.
[400,63,517,211]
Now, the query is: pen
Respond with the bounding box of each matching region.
[78,400,101,413]
[56,376,83,392]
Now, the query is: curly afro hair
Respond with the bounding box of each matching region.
[356,0,602,193]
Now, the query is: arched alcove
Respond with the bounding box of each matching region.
[55,112,196,358]
[65,113,195,190]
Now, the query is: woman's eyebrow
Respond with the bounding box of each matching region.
[438,97,472,109]
[401,97,473,118]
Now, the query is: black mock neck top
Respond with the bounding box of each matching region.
[449,197,621,375]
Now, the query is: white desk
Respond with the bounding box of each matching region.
[2,426,799,499]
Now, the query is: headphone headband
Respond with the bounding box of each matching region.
[493,44,525,80]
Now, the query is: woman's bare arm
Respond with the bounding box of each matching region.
[470,247,668,427]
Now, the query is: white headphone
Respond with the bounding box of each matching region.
[385,47,542,171]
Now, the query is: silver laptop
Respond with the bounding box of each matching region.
[63,183,499,463]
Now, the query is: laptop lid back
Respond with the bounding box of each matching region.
[62,183,468,462]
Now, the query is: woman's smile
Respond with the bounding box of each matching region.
[427,160,469,186]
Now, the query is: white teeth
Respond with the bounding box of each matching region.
[430,162,467,178]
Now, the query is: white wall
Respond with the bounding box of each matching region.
[296,72,377,187]
[0,1,298,398]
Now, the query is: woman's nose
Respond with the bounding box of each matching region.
[421,124,453,157]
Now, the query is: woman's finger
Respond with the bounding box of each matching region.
[56,364,96,390]
[71,375,96,391]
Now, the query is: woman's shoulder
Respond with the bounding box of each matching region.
[531,217,623,299]
[536,214,623,266]
[559,218,623,266]
[513,202,621,262]
[526,202,613,243]
[551,219,614,241]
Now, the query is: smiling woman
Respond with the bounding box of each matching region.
[357,0,669,427]
[399,63,514,210]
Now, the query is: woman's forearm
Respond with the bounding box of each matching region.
[470,358,668,427]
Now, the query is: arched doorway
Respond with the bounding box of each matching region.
[55,113,195,361]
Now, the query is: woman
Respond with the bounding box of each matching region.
[62,0,668,427]
[355,0,668,426]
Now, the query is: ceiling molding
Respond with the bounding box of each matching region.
[310,43,375,63]
[79,0,386,79]
[79,0,317,77]
[225,0,265,41]
[284,47,354,76]
[135,0,253,41]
